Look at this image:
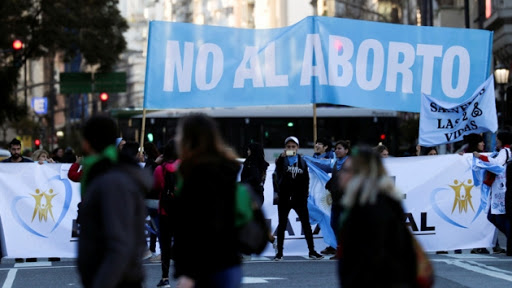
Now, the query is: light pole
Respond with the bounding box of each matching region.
[494,63,510,128]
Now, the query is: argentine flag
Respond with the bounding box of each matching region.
[304,156,337,248]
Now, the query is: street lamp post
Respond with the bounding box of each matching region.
[495,64,510,128]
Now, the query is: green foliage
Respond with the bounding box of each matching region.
[0,0,128,124]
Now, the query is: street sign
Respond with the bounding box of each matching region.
[60,72,93,94]
[95,72,126,92]
[59,72,126,94]
[32,97,48,115]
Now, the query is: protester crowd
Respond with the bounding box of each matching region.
[3,113,512,288]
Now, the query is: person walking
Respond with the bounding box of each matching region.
[152,139,179,288]
[144,141,164,263]
[77,115,151,288]
[172,113,245,288]
[337,145,417,287]
[240,142,275,251]
[273,136,323,261]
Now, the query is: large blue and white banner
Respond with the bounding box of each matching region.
[419,75,498,146]
[0,155,496,258]
[144,16,493,112]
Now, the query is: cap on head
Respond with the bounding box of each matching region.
[284,136,299,146]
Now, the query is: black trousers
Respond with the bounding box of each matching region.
[158,214,174,279]
[276,198,315,254]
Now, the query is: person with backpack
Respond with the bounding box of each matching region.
[240,142,275,252]
[152,140,180,288]
[144,142,164,263]
[172,113,247,287]
[273,136,324,261]
[77,115,150,288]
[473,131,512,255]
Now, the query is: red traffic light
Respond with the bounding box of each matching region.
[380,134,386,141]
[34,139,41,146]
[12,39,23,50]
[99,92,109,102]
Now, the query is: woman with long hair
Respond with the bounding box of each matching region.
[338,145,417,288]
[173,113,243,288]
[241,142,269,206]
[152,139,179,288]
[325,140,351,259]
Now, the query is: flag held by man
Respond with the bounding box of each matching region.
[419,75,497,146]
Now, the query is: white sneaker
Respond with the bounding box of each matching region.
[142,249,152,260]
[149,253,161,263]
[272,241,278,254]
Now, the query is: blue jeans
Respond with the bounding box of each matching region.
[147,208,159,252]
[196,265,242,288]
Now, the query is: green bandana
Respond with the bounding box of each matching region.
[80,145,118,198]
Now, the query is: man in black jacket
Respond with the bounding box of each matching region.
[273,136,323,261]
[77,115,152,288]
[2,138,33,162]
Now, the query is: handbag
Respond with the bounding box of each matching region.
[411,236,434,288]
[236,183,269,255]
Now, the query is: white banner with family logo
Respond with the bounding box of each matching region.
[259,153,496,255]
[383,154,496,252]
[0,156,497,258]
[0,163,80,258]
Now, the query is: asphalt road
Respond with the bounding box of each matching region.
[2,252,512,287]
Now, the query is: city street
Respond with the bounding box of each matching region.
[2,252,512,287]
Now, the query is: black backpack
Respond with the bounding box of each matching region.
[161,165,176,212]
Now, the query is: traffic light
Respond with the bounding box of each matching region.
[147,133,154,142]
[99,92,109,102]
[34,139,41,150]
[99,92,109,111]
[12,39,24,67]
[12,39,23,50]
[380,134,386,141]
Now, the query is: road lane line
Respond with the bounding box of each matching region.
[465,260,512,275]
[444,260,512,282]
[1,269,17,288]
[14,261,52,268]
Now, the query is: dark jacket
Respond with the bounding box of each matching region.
[241,157,268,203]
[1,156,33,162]
[173,156,241,282]
[78,154,152,288]
[274,154,309,202]
[326,164,344,205]
[340,193,417,288]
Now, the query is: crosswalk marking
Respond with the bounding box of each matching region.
[444,254,496,259]
[242,277,285,284]
[1,269,17,288]
[440,260,512,282]
[14,261,52,268]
